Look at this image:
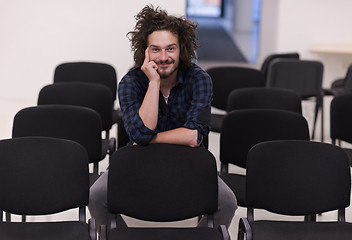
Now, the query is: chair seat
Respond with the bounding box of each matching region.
[0,221,90,240]
[210,114,224,133]
[220,173,246,207]
[323,87,345,96]
[108,227,224,240]
[250,220,352,240]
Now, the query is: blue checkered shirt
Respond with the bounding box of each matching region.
[118,64,213,145]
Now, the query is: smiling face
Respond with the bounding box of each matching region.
[147,30,180,79]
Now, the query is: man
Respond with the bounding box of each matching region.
[89,5,237,230]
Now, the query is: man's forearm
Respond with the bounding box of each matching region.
[150,127,200,147]
[138,81,160,130]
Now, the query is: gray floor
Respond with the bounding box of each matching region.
[195,18,247,63]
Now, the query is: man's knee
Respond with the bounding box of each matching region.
[218,178,238,213]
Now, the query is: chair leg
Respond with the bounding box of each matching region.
[311,100,319,140]
[311,96,324,142]
[238,218,252,240]
[320,96,324,142]
[219,225,230,240]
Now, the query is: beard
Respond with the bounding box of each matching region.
[155,59,178,79]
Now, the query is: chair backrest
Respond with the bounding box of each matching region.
[330,93,352,143]
[220,109,310,168]
[227,87,302,114]
[54,62,118,101]
[108,143,218,222]
[246,140,351,216]
[0,137,89,216]
[12,105,102,164]
[342,64,352,91]
[266,59,323,98]
[38,82,113,132]
[260,52,299,79]
[206,66,265,111]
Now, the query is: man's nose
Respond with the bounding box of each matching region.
[159,50,168,61]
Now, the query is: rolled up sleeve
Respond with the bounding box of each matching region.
[183,69,213,144]
[118,72,157,145]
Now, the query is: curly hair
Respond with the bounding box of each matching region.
[127,5,199,70]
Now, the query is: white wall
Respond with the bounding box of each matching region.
[0,0,186,138]
[260,0,352,87]
[0,0,186,101]
[259,0,279,63]
[258,0,352,141]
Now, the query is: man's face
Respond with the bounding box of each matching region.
[147,30,180,79]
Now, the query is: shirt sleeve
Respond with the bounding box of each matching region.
[183,68,213,144]
[118,70,157,145]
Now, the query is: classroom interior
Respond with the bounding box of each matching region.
[1,0,352,239]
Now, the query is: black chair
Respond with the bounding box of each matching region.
[219,109,310,207]
[38,82,116,150]
[227,87,302,114]
[206,66,266,134]
[12,105,108,186]
[101,143,230,240]
[266,58,324,141]
[0,136,96,240]
[238,140,352,240]
[330,93,352,166]
[324,64,352,96]
[53,61,130,148]
[260,52,300,80]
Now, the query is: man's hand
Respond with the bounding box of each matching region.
[138,47,160,131]
[141,47,160,82]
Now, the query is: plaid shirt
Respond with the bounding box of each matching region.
[118,64,213,145]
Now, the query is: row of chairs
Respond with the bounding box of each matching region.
[207,52,352,144]
[38,58,352,239]
[53,62,130,148]
[3,92,352,239]
[214,86,352,239]
[14,62,133,186]
[218,86,352,206]
[238,139,352,240]
[218,88,310,208]
[0,137,230,240]
[1,57,350,239]
[3,62,123,223]
[0,61,232,239]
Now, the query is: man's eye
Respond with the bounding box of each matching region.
[168,47,175,51]
[151,48,159,52]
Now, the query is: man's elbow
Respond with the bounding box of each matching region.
[187,129,201,148]
[131,135,154,146]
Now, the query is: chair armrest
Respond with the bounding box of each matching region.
[108,137,117,156]
[116,108,123,124]
[238,218,252,240]
[331,78,345,88]
[218,225,231,240]
[89,218,97,240]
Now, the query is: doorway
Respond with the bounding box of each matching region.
[187,0,224,18]
[187,0,261,64]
